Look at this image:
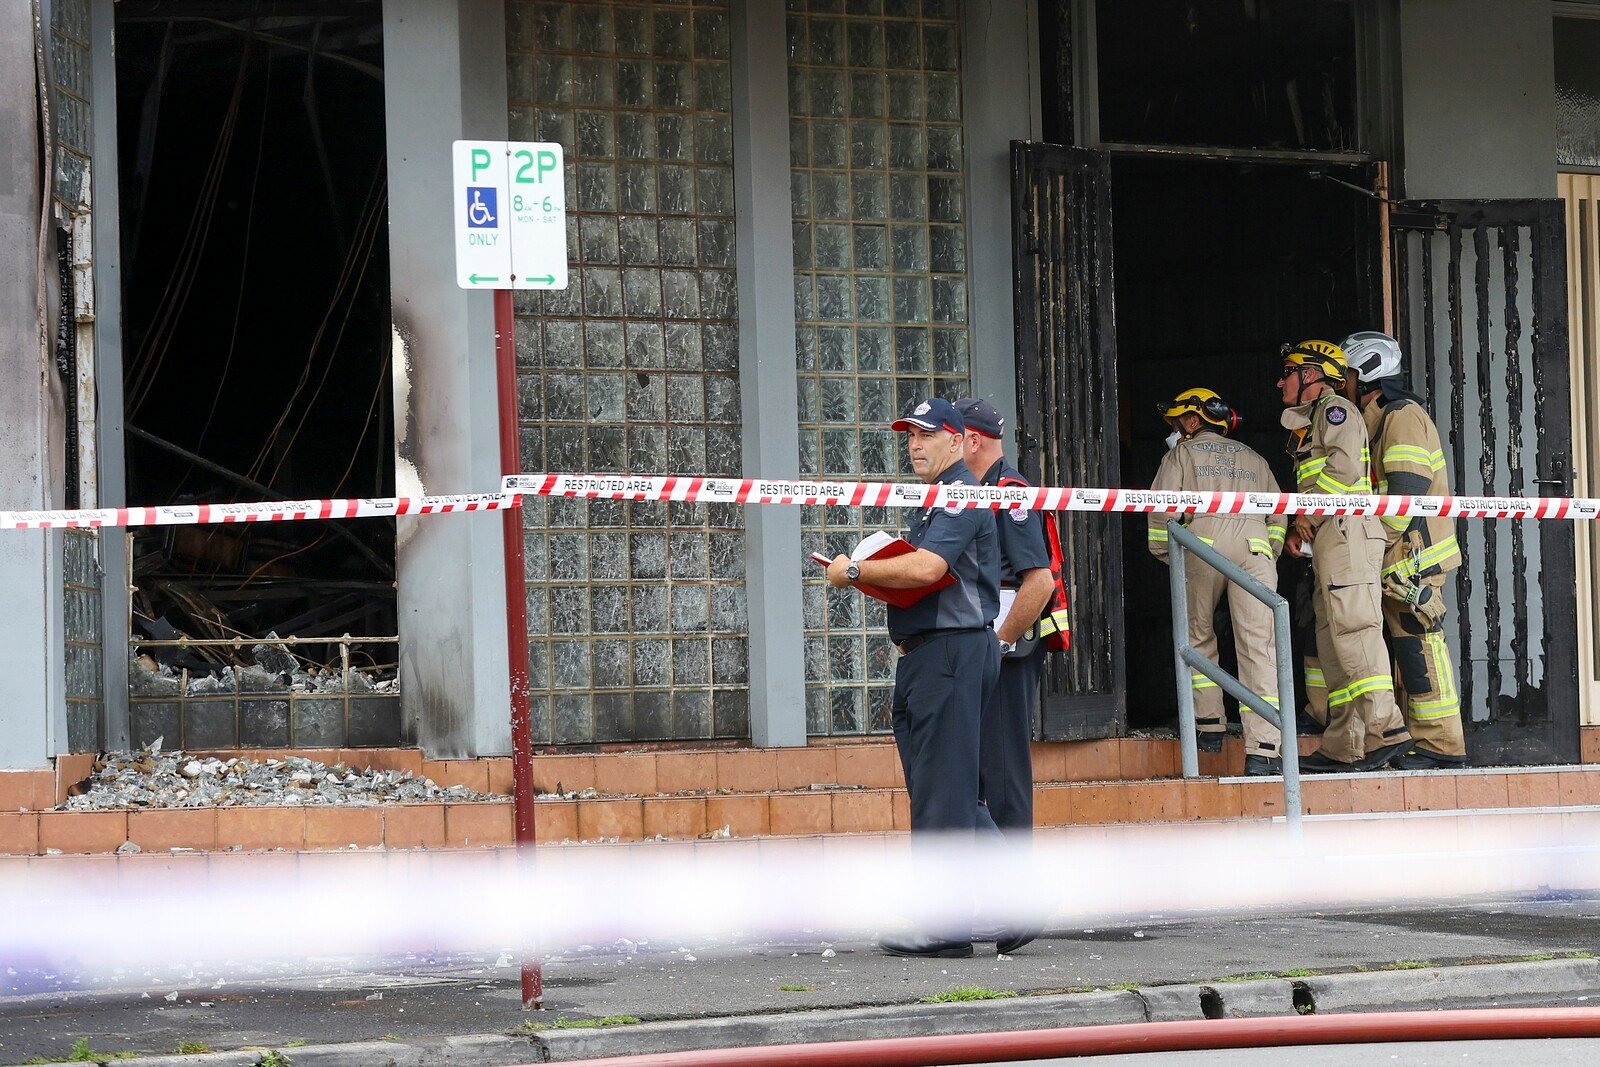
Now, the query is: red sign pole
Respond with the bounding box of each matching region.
[493,288,541,1009]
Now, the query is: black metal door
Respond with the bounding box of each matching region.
[1011,141,1125,740]
[1390,200,1579,764]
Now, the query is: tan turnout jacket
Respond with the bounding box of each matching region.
[1362,395,1462,581]
[1147,431,1286,561]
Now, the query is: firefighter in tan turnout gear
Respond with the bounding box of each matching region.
[1279,341,1413,772]
[1148,389,1287,776]
[1343,331,1467,769]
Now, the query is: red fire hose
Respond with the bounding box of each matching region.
[527,1008,1600,1067]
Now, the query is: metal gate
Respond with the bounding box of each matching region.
[1390,199,1580,764]
[1010,141,1125,740]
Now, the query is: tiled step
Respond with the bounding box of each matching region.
[529,763,1600,839]
[5,729,1598,856]
[0,800,515,855]
[7,764,1600,856]
[0,737,1188,816]
[16,729,1595,817]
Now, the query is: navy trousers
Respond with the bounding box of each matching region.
[980,645,1041,840]
[890,629,1001,836]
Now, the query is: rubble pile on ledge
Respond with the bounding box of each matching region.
[61,741,493,810]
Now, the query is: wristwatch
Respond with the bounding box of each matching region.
[845,561,861,582]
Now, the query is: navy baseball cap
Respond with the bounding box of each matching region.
[954,397,1004,439]
[891,398,965,434]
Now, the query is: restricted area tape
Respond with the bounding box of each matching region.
[0,493,512,531]
[4,476,1598,530]
[504,473,1600,522]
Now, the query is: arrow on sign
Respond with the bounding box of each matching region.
[523,275,556,284]
[470,274,500,284]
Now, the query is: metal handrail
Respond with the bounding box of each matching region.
[1166,520,1302,840]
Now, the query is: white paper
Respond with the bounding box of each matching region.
[997,587,1019,632]
[850,530,898,562]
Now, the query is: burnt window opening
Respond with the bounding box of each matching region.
[1096,0,1359,152]
[115,2,398,732]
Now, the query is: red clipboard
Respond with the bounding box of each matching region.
[807,538,955,608]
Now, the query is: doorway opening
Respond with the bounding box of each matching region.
[1109,153,1381,729]
[114,2,400,747]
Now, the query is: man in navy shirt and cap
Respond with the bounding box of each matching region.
[827,398,1001,959]
[954,399,1052,842]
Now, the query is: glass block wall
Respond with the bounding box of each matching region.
[508,0,750,744]
[50,0,91,210]
[787,0,971,735]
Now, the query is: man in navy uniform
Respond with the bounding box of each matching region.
[827,397,1000,959]
[954,398,1053,857]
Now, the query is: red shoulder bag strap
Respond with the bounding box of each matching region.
[998,477,1070,651]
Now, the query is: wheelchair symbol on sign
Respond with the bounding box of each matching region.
[466,187,498,228]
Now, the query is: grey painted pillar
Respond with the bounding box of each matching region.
[0,4,66,769]
[92,0,129,750]
[385,0,512,758]
[732,0,805,747]
[963,0,1040,456]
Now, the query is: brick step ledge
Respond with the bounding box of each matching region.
[10,728,1599,817]
[0,737,1226,814]
[4,763,1599,857]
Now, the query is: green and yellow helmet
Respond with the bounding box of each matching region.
[1157,387,1240,436]
[1280,339,1349,385]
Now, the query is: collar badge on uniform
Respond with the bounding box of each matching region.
[1325,405,1346,425]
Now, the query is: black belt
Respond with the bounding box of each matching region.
[899,625,991,655]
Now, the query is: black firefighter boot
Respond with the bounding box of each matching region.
[1243,754,1282,776]
[1389,747,1467,770]
[1299,749,1360,774]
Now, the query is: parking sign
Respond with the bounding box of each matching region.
[452,141,569,290]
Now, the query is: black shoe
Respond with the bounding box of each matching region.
[1299,749,1360,774]
[1244,755,1282,777]
[879,933,974,959]
[1354,740,1411,770]
[1198,733,1224,754]
[1295,711,1325,735]
[1389,747,1467,770]
[996,927,1042,955]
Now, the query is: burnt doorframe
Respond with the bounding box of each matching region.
[1011,140,1126,741]
[1389,199,1581,764]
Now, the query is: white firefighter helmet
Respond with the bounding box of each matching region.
[1342,331,1403,383]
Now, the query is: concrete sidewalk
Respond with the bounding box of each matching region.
[4,895,1599,1065]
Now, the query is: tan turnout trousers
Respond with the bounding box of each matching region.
[1383,575,1466,758]
[1285,393,1411,764]
[1305,585,1456,759]
[1363,393,1467,760]
[1183,531,1283,758]
[1306,516,1412,762]
[1149,431,1285,760]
